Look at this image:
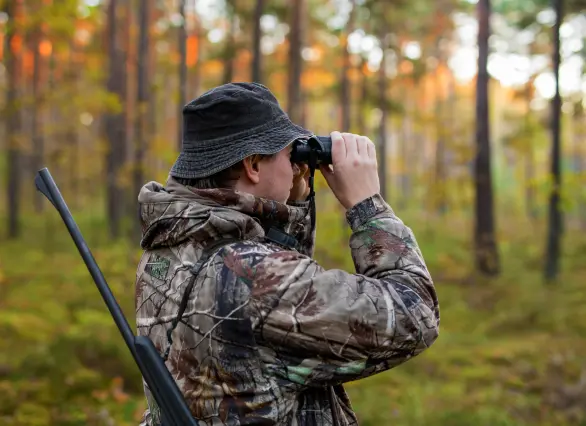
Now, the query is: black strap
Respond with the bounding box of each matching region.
[162,238,238,362]
[265,227,299,251]
[308,147,318,236]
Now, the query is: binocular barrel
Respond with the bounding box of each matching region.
[290,135,332,165]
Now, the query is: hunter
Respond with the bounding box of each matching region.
[135,82,440,426]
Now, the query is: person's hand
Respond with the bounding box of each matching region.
[288,162,311,202]
[319,131,380,210]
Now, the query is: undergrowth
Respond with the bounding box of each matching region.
[0,205,584,425]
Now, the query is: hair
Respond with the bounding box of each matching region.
[175,153,275,189]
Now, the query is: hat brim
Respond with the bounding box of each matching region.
[170,117,313,179]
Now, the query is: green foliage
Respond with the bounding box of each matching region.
[1,203,585,425]
[0,216,143,425]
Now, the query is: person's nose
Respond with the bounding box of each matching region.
[292,162,301,177]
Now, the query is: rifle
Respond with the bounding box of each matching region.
[35,168,198,426]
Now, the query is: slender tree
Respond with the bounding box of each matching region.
[31,15,45,212]
[287,0,304,124]
[5,0,24,238]
[340,0,355,132]
[222,0,237,84]
[133,0,152,238]
[104,0,127,239]
[544,0,564,281]
[573,100,585,230]
[66,40,80,209]
[178,0,187,152]
[474,0,500,275]
[355,6,371,137]
[377,25,388,201]
[434,40,447,215]
[524,73,538,220]
[188,2,202,97]
[251,0,264,83]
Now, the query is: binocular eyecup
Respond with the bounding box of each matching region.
[290,136,332,165]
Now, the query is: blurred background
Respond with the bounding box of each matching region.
[1,0,586,424]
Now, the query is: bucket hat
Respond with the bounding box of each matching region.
[170,82,313,179]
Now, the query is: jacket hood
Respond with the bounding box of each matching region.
[137,176,310,250]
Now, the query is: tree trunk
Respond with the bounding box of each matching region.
[525,149,536,218]
[545,0,564,281]
[5,0,23,238]
[357,56,368,136]
[446,63,457,211]
[32,26,45,213]
[574,100,585,231]
[524,77,537,221]
[400,81,411,209]
[123,0,134,174]
[340,1,355,132]
[105,0,126,239]
[147,1,159,174]
[251,0,264,83]
[434,67,447,215]
[378,28,388,201]
[134,0,152,239]
[178,0,187,152]
[189,12,202,98]
[67,41,80,210]
[222,0,236,84]
[287,0,304,124]
[474,0,500,275]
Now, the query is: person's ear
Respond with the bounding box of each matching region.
[242,155,261,184]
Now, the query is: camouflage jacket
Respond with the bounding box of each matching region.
[135,177,440,426]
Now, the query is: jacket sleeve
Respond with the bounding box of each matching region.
[225,194,440,388]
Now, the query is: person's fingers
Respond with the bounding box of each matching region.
[299,163,310,178]
[367,138,376,160]
[319,163,333,174]
[357,136,368,157]
[330,131,346,163]
[319,164,335,186]
[342,132,358,158]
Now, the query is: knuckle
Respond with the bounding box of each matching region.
[331,131,343,141]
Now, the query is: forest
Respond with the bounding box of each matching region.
[1,0,586,424]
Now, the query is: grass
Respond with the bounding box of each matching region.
[0,204,585,425]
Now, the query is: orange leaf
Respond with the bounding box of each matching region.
[186,35,199,67]
[39,40,52,57]
[10,34,23,55]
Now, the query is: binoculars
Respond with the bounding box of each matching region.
[290,136,332,165]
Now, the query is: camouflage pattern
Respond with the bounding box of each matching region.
[135,176,440,426]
